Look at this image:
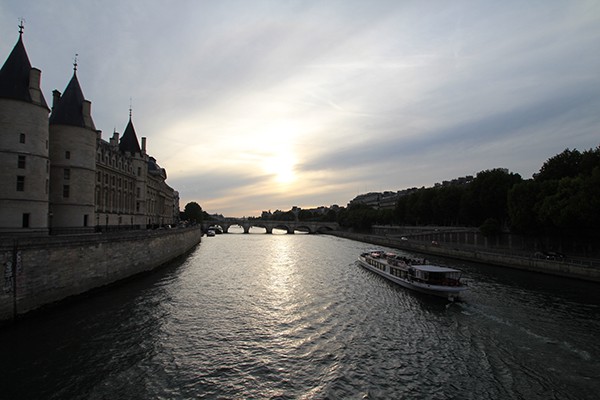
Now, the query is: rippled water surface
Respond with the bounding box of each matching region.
[1,232,600,399]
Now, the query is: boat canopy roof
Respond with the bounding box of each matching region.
[412,265,460,273]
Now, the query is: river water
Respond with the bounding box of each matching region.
[1,231,599,399]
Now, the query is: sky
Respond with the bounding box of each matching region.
[2,0,599,217]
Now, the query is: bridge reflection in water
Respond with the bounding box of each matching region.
[201,218,339,234]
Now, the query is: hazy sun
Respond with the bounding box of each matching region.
[257,120,302,185]
[263,152,297,184]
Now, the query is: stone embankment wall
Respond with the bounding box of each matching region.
[329,231,600,283]
[0,227,202,323]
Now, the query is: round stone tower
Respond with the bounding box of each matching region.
[48,62,98,231]
[0,27,50,233]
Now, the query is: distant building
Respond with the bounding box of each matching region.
[349,192,384,209]
[0,27,178,234]
[435,175,474,188]
[350,176,474,210]
[349,190,412,210]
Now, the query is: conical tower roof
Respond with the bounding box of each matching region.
[49,71,96,130]
[119,116,142,155]
[0,31,48,108]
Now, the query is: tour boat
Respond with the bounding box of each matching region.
[357,250,468,301]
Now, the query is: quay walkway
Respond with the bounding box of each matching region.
[327,230,600,283]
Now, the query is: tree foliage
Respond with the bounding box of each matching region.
[508,146,600,237]
[181,202,205,223]
[535,147,600,182]
[394,168,521,230]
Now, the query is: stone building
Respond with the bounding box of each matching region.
[0,26,50,233]
[0,27,178,234]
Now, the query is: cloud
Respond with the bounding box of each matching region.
[3,0,600,216]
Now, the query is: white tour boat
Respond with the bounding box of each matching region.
[357,250,468,301]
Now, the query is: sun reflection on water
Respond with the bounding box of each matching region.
[264,236,298,308]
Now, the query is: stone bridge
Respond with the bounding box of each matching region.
[201,218,339,234]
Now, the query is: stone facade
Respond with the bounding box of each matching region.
[0,30,179,233]
[0,29,197,324]
[0,35,50,233]
[0,227,202,322]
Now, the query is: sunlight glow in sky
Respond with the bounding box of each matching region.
[2,0,599,216]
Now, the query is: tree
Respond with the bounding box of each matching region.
[182,202,204,224]
[537,174,600,232]
[465,168,522,226]
[508,180,545,235]
[434,185,465,226]
[340,203,378,231]
[480,218,501,237]
[298,209,315,221]
[322,208,338,222]
[535,148,582,181]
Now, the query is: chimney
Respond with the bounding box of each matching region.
[52,90,61,110]
[141,137,147,152]
[110,131,119,147]
[29,68,41,90]
[28,68,43,105]
[82,100,94,129]
[82,100,92,118]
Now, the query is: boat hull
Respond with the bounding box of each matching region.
[357,257,467,301]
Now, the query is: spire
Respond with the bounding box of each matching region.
[18,18,24,36]
[119,112,142,155]
[0,21,48,108]
[49,59,96,129]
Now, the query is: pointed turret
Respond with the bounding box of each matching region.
[119,115,142,155]
[49,67,96,130]
[0,23,50,233]
[0,25,48,108]
[48,56,97,230]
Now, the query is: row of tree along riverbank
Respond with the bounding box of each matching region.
[327,230,600,283]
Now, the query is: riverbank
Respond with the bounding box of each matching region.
[327,230,600,283]
[0,226,202,323]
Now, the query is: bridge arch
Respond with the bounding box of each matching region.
[202,219,339,234]
[294,225,314,234]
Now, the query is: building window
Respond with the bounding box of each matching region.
[18,155,26,169]
[16,176,25,191]
[46,179,49,194]
[83,215,89,227]
[65,150,71,159]
[97,172,101,182]
[19,133,25,143]
[63,185,70,198]
[137,167,141,176]
[64,168,70,180]
[22,213,30,228]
